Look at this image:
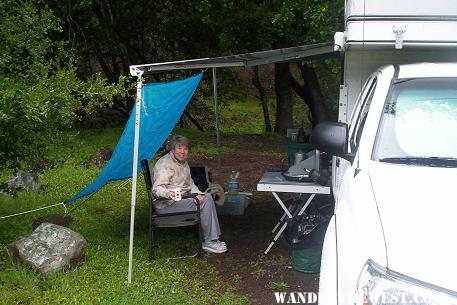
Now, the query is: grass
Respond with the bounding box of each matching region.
[266,281,290,291]
[0,128,249,305]
[250,261,267,280]
[0,98,309,305]
[0,176,233,304]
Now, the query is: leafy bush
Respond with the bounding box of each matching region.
[0,0,127,169]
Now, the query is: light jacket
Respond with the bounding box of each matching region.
[151,151,201,209]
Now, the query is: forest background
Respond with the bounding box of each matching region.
[0,0,344,170]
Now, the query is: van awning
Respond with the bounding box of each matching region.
[130,42,338,75]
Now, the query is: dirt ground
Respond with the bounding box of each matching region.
[189,135,333,305]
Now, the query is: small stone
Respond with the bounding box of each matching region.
[7,172,40,191]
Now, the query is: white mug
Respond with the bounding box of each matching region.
[170,188,181,201]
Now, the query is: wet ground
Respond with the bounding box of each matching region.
[189,135,332,304]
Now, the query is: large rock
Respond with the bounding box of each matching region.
[9,223,86,277]
[7,172,40,191]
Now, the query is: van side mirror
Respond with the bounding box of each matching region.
[310,121,355,162]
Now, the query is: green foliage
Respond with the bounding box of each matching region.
[49,0,343,127]
[0,0,127,169]
[271,0,343,44]
[190,0,343,129]
[311,60,342,120]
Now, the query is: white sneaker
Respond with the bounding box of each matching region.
[212,240,226,248]
[202,241,227,253]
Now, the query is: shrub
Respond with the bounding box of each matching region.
[0,0,127,169]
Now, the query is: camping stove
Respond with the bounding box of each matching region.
[282,150,320,182]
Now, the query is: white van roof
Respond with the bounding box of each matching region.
[397,62,457,79]
[346,0,457,18]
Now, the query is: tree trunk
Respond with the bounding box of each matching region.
[290,63,328,126]
[251,66,272,132]
[184,110,204,131]
[274,63,293,135]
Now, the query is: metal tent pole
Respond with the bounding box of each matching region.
[128,71,143,284]
[212,67,221,169]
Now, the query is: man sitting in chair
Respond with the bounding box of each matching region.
[151,135,227,254]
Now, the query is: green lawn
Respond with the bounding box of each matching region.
[0,127,251,305]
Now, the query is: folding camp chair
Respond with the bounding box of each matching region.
[189,165,211,192]
[141,159,203,260]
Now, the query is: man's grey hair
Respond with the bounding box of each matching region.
[168,134,190,150]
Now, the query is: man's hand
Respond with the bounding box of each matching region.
[196,194,205,205]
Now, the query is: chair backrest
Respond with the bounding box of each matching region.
[190,166,211,192]
[142,158,210,194]
[141,159,154,203]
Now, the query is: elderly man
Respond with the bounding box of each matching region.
[151,135,226,254]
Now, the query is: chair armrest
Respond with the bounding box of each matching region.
[182,193,198,199]
[151,193,200,217]
[152,210,200,218]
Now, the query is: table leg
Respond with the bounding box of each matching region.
[265,193,318,254]
[297,193,316,216]
[272,201,301,233]
[264,221,288,255]
[272,192,293,218]
[271,192,295,234]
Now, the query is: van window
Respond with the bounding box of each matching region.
[374,78,457,167]
[350,78,378,152]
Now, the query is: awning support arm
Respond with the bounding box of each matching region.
[212,68,221,169]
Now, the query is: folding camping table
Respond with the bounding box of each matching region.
[257,171,331,254]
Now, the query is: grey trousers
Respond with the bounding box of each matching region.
[155,193,221,242]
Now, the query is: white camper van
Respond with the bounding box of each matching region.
[312,1,457,304]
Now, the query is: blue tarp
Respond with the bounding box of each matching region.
[66,72,203,203]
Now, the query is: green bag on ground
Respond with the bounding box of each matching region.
[292,244,323,273]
